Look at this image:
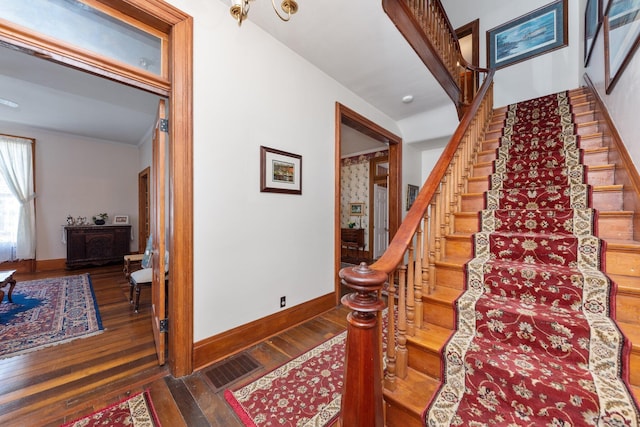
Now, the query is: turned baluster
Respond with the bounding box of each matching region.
[384,272,397,391]
[428,199,437,292]
[396,264,408,379]
[414,223,423,329]
[339,263,386,427]
[406,245,415,336]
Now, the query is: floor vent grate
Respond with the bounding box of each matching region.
[201,352,262,392]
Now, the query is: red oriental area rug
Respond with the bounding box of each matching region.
[425,92,640,425]
[61,390,161,427]
[0,274,103,359]
[224,308,393,426]
[225,332,346,426]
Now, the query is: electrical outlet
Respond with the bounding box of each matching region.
[280,296,286,308]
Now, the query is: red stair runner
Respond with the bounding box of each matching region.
[425,92,640,426]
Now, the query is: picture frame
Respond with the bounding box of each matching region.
[604,0,640,94]
[260,146,302,195]
[406,184,419,211]
[113,215,129,224]
[585,0,603,66]
[486,0,568,69]
[349,202,364,216]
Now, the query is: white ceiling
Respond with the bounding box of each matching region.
[0,0,448,150]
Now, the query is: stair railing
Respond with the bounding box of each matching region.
[383,0,484,115]
[339,69,494,425]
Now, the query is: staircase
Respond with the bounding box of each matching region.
[383,87,640,426]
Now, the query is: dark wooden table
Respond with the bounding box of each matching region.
[0,269,17,303]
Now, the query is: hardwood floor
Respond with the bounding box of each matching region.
[0,265,349,426]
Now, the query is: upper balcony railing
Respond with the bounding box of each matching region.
[383,0,489,116]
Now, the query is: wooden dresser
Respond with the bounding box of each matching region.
[65,225,131,268]
[341,228,365,257]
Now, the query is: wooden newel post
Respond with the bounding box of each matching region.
[339,262,387,427]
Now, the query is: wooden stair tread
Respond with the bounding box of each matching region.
[383,368,439,415]
[436,256,469,268]
[424,286,461,303]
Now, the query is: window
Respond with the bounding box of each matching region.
[0,176,20,261]
[0,135,36,262]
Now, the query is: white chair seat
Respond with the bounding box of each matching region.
[131,267,152,284]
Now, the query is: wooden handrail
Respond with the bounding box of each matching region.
[339,68,494,425]
[372,68,494,275]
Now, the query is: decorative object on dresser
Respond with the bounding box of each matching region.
[113,214,129,224]
[92,212,108,225]
[64,225,131,268]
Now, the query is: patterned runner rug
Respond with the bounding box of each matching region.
[0,273,103,359]
[224,307,393,426]
[60,390,161,427]
[225,331,346,426]
[425,92,640,425]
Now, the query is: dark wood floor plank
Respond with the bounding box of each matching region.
[0,265,353,426]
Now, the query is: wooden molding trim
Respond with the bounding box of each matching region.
[193,293,336,371]
[36,258,67,272]
[584,73,640,241]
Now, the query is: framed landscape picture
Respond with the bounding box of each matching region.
[349,202,364,216]
[487,0,568,69]
[260,146,302,194]
[604,0,640,93]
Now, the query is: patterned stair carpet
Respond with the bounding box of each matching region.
[426,92,640,426]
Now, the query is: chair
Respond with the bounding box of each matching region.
[129,252,169,313]
[129,235,169,312]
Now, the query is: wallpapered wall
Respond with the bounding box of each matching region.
[340,150,388,251]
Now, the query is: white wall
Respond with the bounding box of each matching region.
[443,0,582,107]
[166,0,400,342]
[584,5,640,170]
[0,121,140,260]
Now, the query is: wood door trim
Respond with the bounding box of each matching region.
[335,103,402,303]
[138,167,150,253]
[456,19,480,67]
[0,0,194,377]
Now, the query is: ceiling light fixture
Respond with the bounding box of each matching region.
[0,97,19,109]
[230,0,298,25]
[402,95,414,104]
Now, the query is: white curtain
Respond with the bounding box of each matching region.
[0,135,36,261]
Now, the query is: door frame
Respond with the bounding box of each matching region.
[456,19,480,67]
[335,103,402,302]
[138,167,151,253]
[0,0,194,377]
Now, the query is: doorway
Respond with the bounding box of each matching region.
[138,167,151,253]
[335,103,402,302]
[0,0,194,377]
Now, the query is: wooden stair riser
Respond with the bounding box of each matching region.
[469,164,615,186]
[487,109,595,131]
[406,341,443,379]
[434,262,465,289]
[443,234,639,274]
[423,294,456,329]
[384,403,422,427]
[484,120,601,141]
[476,146,610,165]
[461,186,624,212]
[615,291,640,324]
[424,278,640,325]
[453,211,634,241]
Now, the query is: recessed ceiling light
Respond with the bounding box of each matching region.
[0,97,19,109]
[402,95,414,104]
